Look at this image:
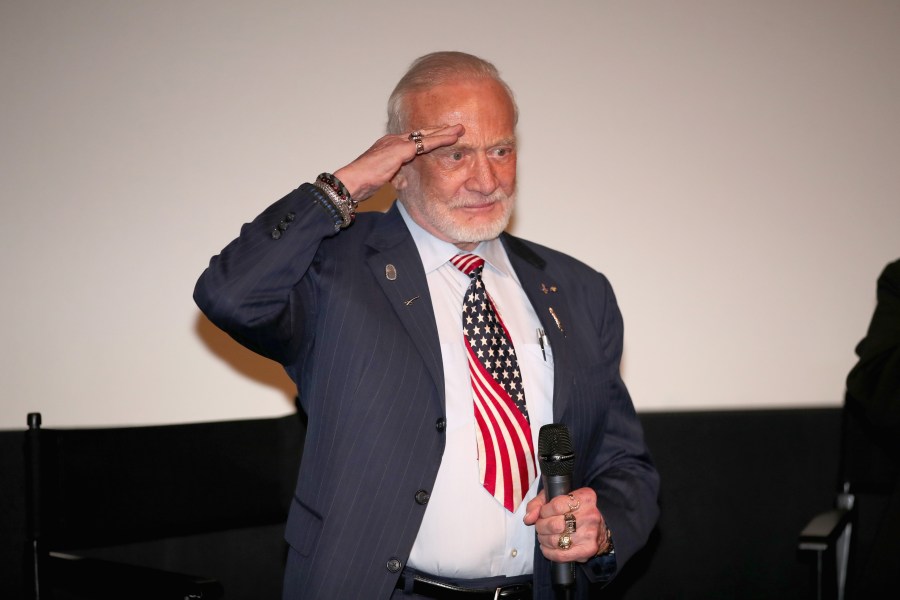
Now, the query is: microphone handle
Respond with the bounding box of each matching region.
[543,473,575,588]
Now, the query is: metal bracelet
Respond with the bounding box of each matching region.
[312,180,352,228]
[316,172,358,213]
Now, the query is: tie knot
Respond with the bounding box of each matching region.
[450,253,485,277]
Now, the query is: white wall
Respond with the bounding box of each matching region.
[2,0,898,428]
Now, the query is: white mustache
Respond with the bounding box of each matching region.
[448,192,513,209]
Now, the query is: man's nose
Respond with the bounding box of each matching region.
[465,154,499,195]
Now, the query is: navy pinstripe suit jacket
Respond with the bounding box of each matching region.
[194,183,659,599]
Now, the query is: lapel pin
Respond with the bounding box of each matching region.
[385,264,397,281]
[404,295,420,306]
[540,283,559,294]
[548,307,565,337]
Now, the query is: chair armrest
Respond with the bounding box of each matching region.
[48,553,224,599]
[798,508,852,552]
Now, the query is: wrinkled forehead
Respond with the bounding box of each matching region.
[404,78,516,137]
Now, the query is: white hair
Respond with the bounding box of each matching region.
[386,51,518,134]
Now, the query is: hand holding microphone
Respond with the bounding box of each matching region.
[524,424,610,590]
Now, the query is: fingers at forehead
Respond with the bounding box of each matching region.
[408,124,463,137]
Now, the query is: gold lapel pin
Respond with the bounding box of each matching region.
[385,264,397,281]
[548,307,565,336]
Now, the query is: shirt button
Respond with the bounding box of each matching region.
[511,549,518,558]
[386,558,402,573]
[435,417,446,432]
[415,489,430,505]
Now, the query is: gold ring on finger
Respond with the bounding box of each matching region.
[564,512,576,534]
[558,532,572,550]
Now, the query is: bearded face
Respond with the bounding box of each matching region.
[395,79,518,251]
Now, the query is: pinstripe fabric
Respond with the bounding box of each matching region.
[451,253,536,512]
[194,184,659,600]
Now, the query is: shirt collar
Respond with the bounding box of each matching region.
[396,201,513,279]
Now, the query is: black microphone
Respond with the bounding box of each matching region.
[538,423,576,590]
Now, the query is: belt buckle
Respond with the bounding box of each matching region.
[494,583,528,599]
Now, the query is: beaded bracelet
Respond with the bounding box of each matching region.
[316,173,356,210]
[312,179,353,229]
[309,182,345,232]
[316,172,358,217]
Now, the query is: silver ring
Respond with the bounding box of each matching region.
[410,132,425,155]
[558,533,572,550]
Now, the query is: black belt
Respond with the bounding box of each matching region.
[395,573,532,600]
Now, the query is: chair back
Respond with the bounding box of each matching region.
[25,411,305,598]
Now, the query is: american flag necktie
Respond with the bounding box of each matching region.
[451,253,536,512]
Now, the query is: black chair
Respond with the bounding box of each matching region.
[798,398,900,600]
[25,411,304,599]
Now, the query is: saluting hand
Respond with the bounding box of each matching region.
[334,124,464,201]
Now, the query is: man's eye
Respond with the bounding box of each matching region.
[451,151,464,161]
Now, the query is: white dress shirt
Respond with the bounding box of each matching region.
[399,203,555,578]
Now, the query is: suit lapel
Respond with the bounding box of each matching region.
[365,205,445,404]
[502,234,575,422]
[360,216,573,419]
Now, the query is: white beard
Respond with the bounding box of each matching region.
[400,185,515,246]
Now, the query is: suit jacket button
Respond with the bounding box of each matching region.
[386,558,402,573]
[415,489,430,505]
[435,417,446,432]
[271,228,282,240]
[285,212,296,222]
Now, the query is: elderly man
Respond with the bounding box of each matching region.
[195,51,659,600]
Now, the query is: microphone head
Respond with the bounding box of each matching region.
[538,424,575,476]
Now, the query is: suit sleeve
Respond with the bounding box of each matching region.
[580,273,660,584]
[193,183,339,365]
